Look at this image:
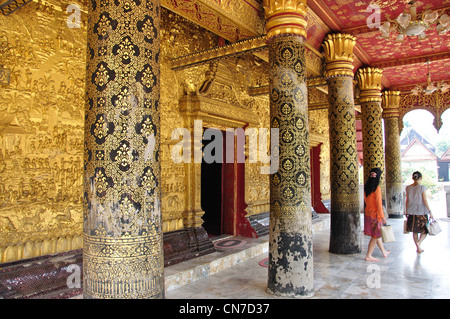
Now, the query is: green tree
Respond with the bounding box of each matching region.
[435,137,450,157]
[402,164,438,194]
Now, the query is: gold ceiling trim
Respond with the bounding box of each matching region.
[171,35,267,70]
[161,0,265,42]
[249,76,328,96]
[371,52,450,69]
[171,35,324,75]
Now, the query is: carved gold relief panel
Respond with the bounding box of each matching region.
[308,108,330,201]
[160,7,274,228]
[0,0,87,263]
[160,8,219,232]
[0,2,331,264]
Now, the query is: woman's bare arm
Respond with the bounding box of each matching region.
[422,190,433,219]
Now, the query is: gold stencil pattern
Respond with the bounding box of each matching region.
[267,35,313,297]
[382,91,402,215]
[83,234,163,299]
[327,76,359,212]
[269,36,312,232]
[83,0,163,299]
[383,116,403,215]
[384,117,402,185]
[361,101,385,190]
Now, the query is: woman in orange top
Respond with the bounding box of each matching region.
[364,168,390,261]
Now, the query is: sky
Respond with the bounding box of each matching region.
[401,108,450,147]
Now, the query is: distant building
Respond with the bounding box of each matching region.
[400,128,436,154]
[438,147,450,182]
[401,128,439,183]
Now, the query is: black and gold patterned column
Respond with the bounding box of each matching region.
[382,91,403,218]
[356,68,386,198]
[83,1,163,299]
[322,34,361,254]
[264,0,313,297]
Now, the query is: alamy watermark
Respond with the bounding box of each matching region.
[66,4,81,29]
[171,120,279,174]
[66,264,81,289]
[366,264,381,289]
[366,4,382,29]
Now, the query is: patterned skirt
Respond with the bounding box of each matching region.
[364,214,383,238]
[406,214,429,234]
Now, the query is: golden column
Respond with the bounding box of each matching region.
[83,1,164,298]
[263,0,313,297]
[382,91,403,218]
[322,34,361,254]
[356,68,386,197]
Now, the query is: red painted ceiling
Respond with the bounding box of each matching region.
[309,0,450,91]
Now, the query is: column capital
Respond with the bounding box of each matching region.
[322,33,356,78]
[382,90,401,118]
[356,67,383,103]
[263,0,308,41]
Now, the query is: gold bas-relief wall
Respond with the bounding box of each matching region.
[159,9,219,232]
[309,108,330,201]
[0,3,331,263]
[160,9,273,228]
[0,0,87,263]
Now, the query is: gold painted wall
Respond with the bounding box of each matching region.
[309,108,331,201]
[159,9,274,229]
[0,0,87,262]
[0,3,331,263]
[159,9,218,232]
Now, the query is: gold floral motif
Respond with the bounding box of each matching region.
[97,14,113,37]
[93,115,108,140]
[139,65,155,89]
[142,168,156,191]
[93,63,114,89]
[141,117,155,138]
[94,169,109,196]
[326,76,359,212]
[115,142,132,168]
[268,35,311,234]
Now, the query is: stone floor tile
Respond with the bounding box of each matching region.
[166,217,450,299]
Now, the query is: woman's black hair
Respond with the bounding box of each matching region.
[412,171,422,180]
[364,167,382,197]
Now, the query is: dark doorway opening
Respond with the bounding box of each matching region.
[201,129,223,236]
[200,128,250,237]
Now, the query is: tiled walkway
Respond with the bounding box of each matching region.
[166,215,450,299]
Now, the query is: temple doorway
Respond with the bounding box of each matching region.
[201,135,222,235]
[200,128,247,237]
